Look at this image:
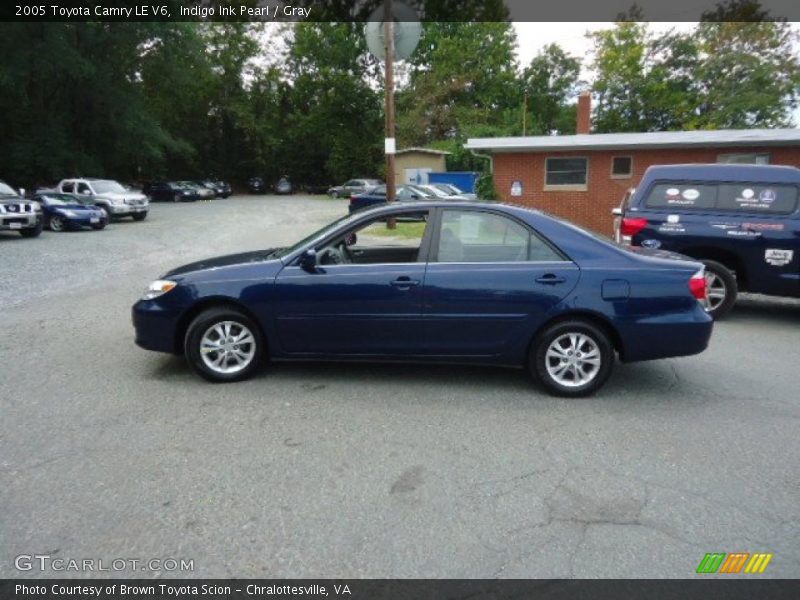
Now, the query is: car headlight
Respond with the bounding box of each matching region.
[142,280,177,301]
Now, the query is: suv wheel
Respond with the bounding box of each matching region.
[530,320,614,397]
[185,307,264,382]
[701,260,737,319]
[132,212,147,221]
[19,221,43,238]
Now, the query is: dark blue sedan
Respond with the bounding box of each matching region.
[133,202,713,396]
[34,192,108,231]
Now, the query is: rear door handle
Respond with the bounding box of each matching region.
[391,277,420,288]
[536,274,567,285]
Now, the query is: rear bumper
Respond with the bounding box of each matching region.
[618,304,713,362]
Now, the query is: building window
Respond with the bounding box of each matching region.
[717,153,770,165]
[544,157,588,190]
[611,156,632,178]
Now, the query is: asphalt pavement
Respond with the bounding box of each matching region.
[1,196,798,578]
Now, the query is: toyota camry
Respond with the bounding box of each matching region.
[132,202,713,396]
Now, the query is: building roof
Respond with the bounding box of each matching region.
[396,147,451,156]
[465,128,800,153]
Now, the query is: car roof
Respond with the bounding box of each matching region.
[642,163,800,184]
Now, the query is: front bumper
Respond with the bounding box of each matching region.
[0,214,41,230]
[107,204,149,216]
[132,300,182,354]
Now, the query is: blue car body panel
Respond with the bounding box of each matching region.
[133,202,713,366]
[622,164,800,298]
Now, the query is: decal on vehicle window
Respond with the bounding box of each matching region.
[667,214,680,223]
[765,249,793,266]
[682,188,700,200]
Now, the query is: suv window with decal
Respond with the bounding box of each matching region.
[644,183,717,209]
[716,184,798,214]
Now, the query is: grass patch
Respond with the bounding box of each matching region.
[367,221,427,239]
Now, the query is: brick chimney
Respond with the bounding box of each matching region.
[577,91,592,135]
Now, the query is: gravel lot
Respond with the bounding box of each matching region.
[1,196,798,578]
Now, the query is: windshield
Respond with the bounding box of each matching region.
[40,194,87,206]
[275,211,362,258]
[419,185,449,198]
[92,180,126,194]
[0,182,18,196]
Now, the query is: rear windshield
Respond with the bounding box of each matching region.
[643,181,798,214]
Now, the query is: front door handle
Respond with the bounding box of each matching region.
[536,274,567,285]
[390,277,420,288]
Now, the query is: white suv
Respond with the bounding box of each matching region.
[56,178,149,221]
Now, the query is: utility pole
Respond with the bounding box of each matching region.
[522,91,527,136]
[383,0,396,205]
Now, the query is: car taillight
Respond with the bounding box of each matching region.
[350,194,357,203]
[621,217,648,238]
[689,269,707,302]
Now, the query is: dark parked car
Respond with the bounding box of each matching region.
[0,179,42,237]
[34,192,107,231]
[133,201,713,397]
[349,184,436,213]
[146,181,198,202]
[613,164,800,318]
[248,177,266,194]
[275,176,293,195]
[200,179,232,198]
[328,178,383,198]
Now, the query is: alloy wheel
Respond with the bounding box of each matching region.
[545,333,602,388]
[703,271,727,313]
[199,321,256,375]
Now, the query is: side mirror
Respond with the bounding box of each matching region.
[611,207,622,217]
[18,188,25,197]
[82,189,92,195]
[300,248,317,272]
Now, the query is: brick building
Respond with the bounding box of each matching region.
[465,94,800,234]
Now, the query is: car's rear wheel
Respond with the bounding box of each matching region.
[530,320,614,397]
[701,260,737,319]
[185,307,264,382]
[49,215,65,232]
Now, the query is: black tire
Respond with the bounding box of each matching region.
[49,215,65,232]
[132,212,147,221]
[529,319,614,398]
[701,259,737,319]
[19,221,43,238]
[100,205,113,221]
[184,307,265,383]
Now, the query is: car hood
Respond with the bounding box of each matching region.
[164,249,283,277]
[53,204,101,212]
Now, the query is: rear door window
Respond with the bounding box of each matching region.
[644,183,717,209]
[716,184,798,214]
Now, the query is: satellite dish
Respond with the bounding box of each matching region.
[365,1,421,61]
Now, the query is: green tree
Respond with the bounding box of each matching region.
[693,8,800,128]
[521,43,582,135]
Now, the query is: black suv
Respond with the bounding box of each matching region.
[614,164,800,318]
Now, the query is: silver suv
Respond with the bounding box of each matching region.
[0,180,42,238]
[55,178,149,221]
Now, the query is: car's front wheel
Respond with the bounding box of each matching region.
[19,221,43,238]
[49,215,65,232]
[701,260,737,319]
[530,320,614,397]
[132,212,147,221]
[185,307,264,382]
